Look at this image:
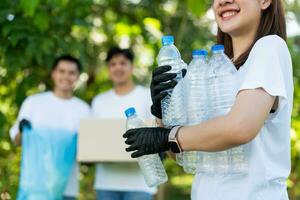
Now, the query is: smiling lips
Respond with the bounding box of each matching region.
[219,9,240,21]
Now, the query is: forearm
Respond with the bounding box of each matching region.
[14,132,22,146]
[125,89,275,158]
[177,114,244,152]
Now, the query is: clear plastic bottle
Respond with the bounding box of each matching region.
[182,49,209,174]
[208,45,236,173]
[199,45,247,174]
[212,46,249,173]
[157,35,187,128]
[208,45,237,118]
[125,107,168,187]
[186,49,209,124]
[157,35,187,167]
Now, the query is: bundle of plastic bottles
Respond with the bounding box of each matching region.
[17,127,77,200]
[124,35,249,187]
[158,35,248,175]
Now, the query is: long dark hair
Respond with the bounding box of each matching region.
[217,0,287,69]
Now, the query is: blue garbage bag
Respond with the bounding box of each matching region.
[17,127,77,200]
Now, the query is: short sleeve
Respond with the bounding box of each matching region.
[9,97,34,140]
[238,36,291,116]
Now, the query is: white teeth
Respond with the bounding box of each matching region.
[222,11,237,18]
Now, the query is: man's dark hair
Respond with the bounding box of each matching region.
[106,47,134,63]
[52,55,82,72]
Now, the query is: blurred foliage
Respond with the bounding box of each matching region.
[0,0,300,199]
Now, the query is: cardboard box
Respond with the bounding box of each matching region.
[77,118,154,162]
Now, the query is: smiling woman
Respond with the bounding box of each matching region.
[123,0,294,199]
[216,0,286,68]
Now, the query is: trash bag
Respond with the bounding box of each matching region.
[17,127,77,200]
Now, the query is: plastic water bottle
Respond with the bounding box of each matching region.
[208,45,237,118]
[203,44,236,173]
[199,45,247,174]
[125,107,168,187]
[186,49,209,124]
[157,35,187,167]
[182,49,208,174]
[157,35,187,128]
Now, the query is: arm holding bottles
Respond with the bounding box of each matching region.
[124,64,276,157]
[148,65,271,151]
[177,88,275,151]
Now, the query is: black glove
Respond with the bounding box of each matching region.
[123,127,171,158]
[18,119,32,133]
[150,65,187,119]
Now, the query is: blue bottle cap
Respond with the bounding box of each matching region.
[211,44,225,52]
[162,35,174,46]
[192,49,208,56]
[125,107,136,118]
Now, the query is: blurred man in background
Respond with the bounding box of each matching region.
[92,47,155,200]
[10,55,91,200]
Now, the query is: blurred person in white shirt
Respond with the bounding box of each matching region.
[10,55,91,200]
[92,47,156,200]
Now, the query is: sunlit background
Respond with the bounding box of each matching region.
[0,0,300,199]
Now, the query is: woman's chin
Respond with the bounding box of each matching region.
[219,25,242,36]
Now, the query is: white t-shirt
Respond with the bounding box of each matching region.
[10,91,91,197]
[191,35,293,200]
[92,85,156,194]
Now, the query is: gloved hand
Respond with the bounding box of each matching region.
[150,65,187,119]
[123,127,171,158]
[18,119,32,133]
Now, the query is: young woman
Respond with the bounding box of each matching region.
[124,0,293,199]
